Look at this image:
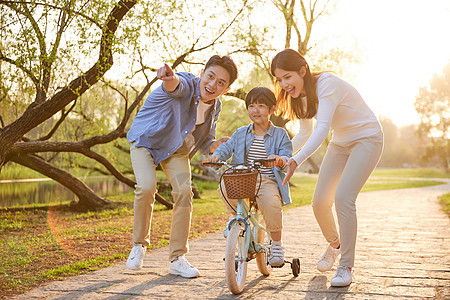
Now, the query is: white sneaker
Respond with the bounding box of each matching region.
[169,256,200,278]
[269,243,285,267]
[126,244,146,270]
[317,245,340,272]
[331,266,353,287]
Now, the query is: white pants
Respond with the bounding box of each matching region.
[312,133,383,268]
[130,142,193,262]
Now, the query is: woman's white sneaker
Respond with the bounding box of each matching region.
[317,245,340,272]
[170,256,200,278]
[126,244,146,270]
[331,266,353,287]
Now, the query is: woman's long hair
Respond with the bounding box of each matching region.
[270,49,321,121]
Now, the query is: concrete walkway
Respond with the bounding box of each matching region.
[14,179,450,299]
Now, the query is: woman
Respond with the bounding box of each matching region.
[271,49,383,287]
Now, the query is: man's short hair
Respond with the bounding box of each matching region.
[204,55,238,86]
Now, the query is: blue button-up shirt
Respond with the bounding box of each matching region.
[212,123,293,206]
[127,72,221,164]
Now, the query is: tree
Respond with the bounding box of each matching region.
[0,0,252,209]
[229,0,338,173]
[414,63,450,171]
[0,0,138,208]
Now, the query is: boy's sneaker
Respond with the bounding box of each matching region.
[317,245,340,272]
[126,244,146,270]
[331,266,353,287]
[269,242,285,267]
[169,256,200,278]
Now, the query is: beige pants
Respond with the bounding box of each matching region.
[220,174,283,232]
[312,133,383,268]
[130,142,193,262]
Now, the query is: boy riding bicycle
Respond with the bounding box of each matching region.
[205,86,292,267]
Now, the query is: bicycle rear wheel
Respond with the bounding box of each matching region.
[225,222,248,294]
[256,228,272,275]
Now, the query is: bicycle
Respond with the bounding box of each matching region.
[201,158,300,295]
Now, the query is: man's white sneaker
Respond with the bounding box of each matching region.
[269,243,285,267]
[331,266,353,287]
[126,244,146,270]
[169,256,200,278]
[317,245,340,272]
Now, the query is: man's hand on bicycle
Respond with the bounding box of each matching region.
[266,155,285,168]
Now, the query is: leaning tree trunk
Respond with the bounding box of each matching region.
[10,153,110,209]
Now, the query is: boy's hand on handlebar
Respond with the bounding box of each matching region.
[266,155,285,168]
[201,155,220,166]
[282,158,298,186]
[207,155,220,163]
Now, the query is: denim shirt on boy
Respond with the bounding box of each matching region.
[127,72,221,164]
[212,123,293,206]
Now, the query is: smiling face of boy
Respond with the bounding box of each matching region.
[247,102,275,129]
[199,65,231,103]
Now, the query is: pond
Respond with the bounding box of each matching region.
[0,176,133,208]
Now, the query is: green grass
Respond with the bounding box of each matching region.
[439,193,450,216]
[372,168,450,178]
[361,178,443,192]
[42,254,126,280]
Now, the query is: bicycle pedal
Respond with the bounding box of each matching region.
[270,263,285,268]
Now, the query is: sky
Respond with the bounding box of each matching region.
[319,0,450,127]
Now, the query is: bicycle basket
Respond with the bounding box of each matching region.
[222,167,259,199]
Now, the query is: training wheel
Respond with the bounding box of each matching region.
[291,258,300,276]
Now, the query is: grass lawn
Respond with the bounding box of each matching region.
[439,192,450,216]
[0,169,447,299]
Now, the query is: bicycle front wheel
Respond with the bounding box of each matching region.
[225,222,248,294]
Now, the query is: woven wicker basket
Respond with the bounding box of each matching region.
[222,168,258,199]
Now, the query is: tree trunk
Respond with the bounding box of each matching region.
[10,153,110,209]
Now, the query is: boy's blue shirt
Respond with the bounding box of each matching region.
[213,123,293,206]
[127,72,221,165]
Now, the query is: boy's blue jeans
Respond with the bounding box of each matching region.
[130,142,193,262]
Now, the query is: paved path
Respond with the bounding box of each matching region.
[14,179,450,299]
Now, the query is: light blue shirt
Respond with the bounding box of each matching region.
[213,123,293,206]
[127,72,221,164]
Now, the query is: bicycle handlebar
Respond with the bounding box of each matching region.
[200,158,275,168]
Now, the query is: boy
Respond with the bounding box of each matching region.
[205,86,292,266]
[126,55,238,277]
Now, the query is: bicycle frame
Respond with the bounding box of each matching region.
[200,158,300,294]
[229,197,272,261]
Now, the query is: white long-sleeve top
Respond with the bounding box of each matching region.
[292,72,382,166]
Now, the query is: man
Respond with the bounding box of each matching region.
[126,55,238,278]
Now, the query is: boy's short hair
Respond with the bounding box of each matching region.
[204,55,238,86]
[245,87,277,109]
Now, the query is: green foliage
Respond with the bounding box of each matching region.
[439,193,450,216]
[377,117,428,168]
[216,96,250,137]
[414,63,450,171]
